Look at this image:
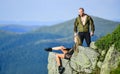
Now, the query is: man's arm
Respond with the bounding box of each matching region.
[89,16,95,36]
[74,18,78,36]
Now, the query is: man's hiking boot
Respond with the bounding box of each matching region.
[44,48,52,52]
[58,66,65,74]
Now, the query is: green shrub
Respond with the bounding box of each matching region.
[95,24,120,52]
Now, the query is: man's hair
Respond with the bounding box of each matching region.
[79,8,84,11]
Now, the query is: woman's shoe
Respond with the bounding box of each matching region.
[44,48,52,52]
[58,66,65,74]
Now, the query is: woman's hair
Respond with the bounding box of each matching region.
[73,35,81,52]
[74,35,81,46]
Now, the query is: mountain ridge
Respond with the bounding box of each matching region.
[0,16,120,74]
[34,16,120,37]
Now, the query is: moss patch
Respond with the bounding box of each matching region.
[110,63,120,74]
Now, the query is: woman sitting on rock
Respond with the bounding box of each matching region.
[44,35,80,74]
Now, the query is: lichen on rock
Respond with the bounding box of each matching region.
[48,44,99,74]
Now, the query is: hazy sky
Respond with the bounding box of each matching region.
[0,0,120,22]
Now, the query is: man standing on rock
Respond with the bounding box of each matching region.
[74,8,95,47]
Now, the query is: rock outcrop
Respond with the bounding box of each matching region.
[47,42,120,74]
[48,42,99,74]
[100,44,120,74]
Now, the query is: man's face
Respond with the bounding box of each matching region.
[79,9,84,16]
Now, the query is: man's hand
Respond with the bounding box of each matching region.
[74,33,77,36]
[90,32,94,36]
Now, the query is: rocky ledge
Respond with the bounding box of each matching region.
[47,42,120,74]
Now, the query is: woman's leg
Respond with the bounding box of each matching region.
[45,46,68,54]
[52,46,66,50]
[56,54,65,73]
[52,46,68,54]
[45,46,66,73]
[56,54,65,66]
[45,46,65,52]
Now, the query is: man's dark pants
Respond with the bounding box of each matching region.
[78,32,91,47]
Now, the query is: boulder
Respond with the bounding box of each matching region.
[100,44,120,74]
[48,46,99,74]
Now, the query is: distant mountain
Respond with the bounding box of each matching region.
[0,20,65,33]
[0,20,63,26]
[35,16,120,37]
[0,16,120,74]
[0,24,41,33]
